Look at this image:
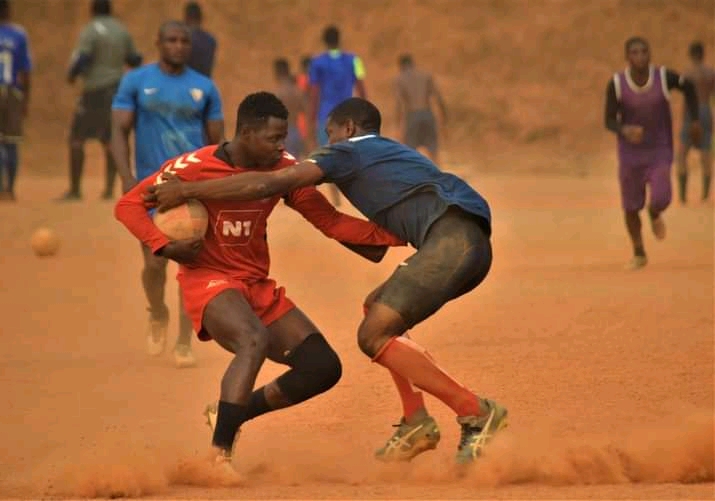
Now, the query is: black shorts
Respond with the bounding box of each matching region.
[70,83,118,142]
[0,85,25,142]
[375,206,492,328]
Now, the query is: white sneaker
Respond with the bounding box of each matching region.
[146,318,168,356]
[212,448,242,486]
[173,343,197,368]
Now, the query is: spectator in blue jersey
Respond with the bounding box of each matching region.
[146,97,508,465]
[110,20,224,369]
[0,0,31,201]
[184,1,216,78]
[309,25,366,206]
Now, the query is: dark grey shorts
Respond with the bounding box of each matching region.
[0,85,25,141]
[404,109,438,155]
[375,206,492,328]
[70,83,119,142]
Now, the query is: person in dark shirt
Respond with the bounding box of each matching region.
[604,37,700,270]
[183,1,216,78]
[145,96,508,465]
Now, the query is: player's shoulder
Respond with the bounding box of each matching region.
[185,67,216,88]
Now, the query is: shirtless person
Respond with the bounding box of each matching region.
[273,58,306,159]
[394,54,447,163]
[676,41,715,203]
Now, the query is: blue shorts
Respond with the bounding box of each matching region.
[681,104,713,151]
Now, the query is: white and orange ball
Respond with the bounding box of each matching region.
[30,227,61,257]
[153,199,209,240]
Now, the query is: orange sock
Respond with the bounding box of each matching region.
[389,369,426,421]
[374,336,481,417]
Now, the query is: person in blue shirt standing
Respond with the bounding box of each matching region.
[183,1,216,78]
[308,25,366,206]
[110,20,224,369]
[0,0,31,201]
[145,97,508,465]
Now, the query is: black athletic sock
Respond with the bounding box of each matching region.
[703,174,711,200]
[244,387,271,421]
[678,173,688,203]
[212,401,249,451]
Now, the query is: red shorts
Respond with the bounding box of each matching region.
[177,268,295,341]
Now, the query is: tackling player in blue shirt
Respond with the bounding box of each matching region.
[110,20,224,369]
[146,97,508,464]
[0,0,31,201]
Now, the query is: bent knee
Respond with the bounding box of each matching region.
[357,309,406,358]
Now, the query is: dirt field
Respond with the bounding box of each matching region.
[0,167,712,500]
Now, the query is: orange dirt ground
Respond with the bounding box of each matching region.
[1,0,714,499]
[0,173,712,500]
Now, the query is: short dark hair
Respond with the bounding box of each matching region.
[323,25,340,47]
[398,53,413,68]
[184,1,202,21]
[0,0,9,20]
[92,0,111,16]
[328,98,381,133]
[689,41,704,60]
[236,92,289,133]
[273,58,291,78]
[624,36,649,55]
[158,20,190,41]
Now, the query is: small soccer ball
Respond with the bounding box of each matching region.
[153,199,209,240]
[30,227,61,257]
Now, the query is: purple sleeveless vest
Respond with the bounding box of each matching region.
[614,65,674,165]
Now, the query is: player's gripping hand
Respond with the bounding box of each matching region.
[621,125,644,144]
[144,173,187,212]
[157,238,203,264]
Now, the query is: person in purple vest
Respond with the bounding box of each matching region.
[604,36,701,270]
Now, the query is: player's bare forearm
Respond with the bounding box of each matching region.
[114,177,170,253]
[287,186,406,247]
[110,110,136,189]
[355,80,367,99]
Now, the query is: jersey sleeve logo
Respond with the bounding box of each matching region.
[153,152,202,185]
[214,209,263,246]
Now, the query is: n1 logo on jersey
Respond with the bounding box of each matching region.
[153,152,201,185]
[215,209,263,246]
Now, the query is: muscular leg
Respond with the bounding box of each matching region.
[676,142,690,204]
[701,149,712,201]
[364,284,426,424]
[242,307,341,421]
[4,142,18,197]
[619,163,648,259]
[141,245,169,320]
[101,142,117,199]
[624,211,645,257]
[646,162,672,241]
[203,289,269,452]
[66,139,84,199]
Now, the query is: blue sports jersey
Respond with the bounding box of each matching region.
[308,134,491,248]
[309,50,364,121]
[0,22,31,88]
[112,63,223,180]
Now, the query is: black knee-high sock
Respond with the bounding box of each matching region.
[212,401,249,451]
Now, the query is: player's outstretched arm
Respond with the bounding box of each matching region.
[114,175,171,254]
[146,161,325,211]
[284,186,406,255]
